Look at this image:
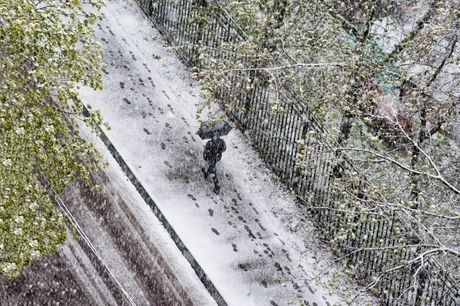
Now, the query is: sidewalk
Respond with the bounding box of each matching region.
[80,0,374,304]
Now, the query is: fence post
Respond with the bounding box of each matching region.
[415,267,428,305]
[293,121,309,192]
[190,0,208,67]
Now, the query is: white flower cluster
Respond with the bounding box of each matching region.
[29,201,39,210]
[29,240,38,248]
[1,158,12,167]
[1,262,17,274]
[13,227,23,236]
[14,215,24,224]
[15,127,25,135]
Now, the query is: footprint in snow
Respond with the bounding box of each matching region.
[181,117,189,126]
[281,249,292,262]
[208,209,213,217]
[146,97,153,106]
[187,194,196,201]
[244,225,256,239]
[255,218,266,231]
[162,90,170,100]
[142,63,151,72]
[147,76,155,87]
[211,228,220,236]
[264,250,273,257]
[161,143,166,150]
[123,97,131,104]
[143,128,151,135]
[238,263,249,272]
[163,161,172,168]
[232,243,238,252]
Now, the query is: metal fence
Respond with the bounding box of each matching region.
[134,0,459,304]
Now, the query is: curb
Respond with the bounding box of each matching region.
[90,117,227,306]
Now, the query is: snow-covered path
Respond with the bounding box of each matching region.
[80,0,374,305]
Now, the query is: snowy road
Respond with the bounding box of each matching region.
[1,166,214,305]
[78,0,375,305]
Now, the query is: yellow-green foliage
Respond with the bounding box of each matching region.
[0,0,104,278]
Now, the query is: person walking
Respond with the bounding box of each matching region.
[202,132,226,194]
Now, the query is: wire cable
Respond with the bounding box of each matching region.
[41,176,137,306]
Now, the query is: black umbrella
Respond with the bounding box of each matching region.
[197,119,232,139]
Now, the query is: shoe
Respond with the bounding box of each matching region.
[202,167,208,179]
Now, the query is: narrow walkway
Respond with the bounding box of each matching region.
[80,0,374,304]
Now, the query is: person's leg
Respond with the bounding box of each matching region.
[211,162,220,194]
[202,162,209,179]
[206,160,215,177]
[202,159,214,179]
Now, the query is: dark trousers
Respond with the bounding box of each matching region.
[205,159,219,191]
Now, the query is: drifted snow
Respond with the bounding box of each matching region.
[79,0,375,304]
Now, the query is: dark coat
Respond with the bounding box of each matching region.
[203,138,226,162]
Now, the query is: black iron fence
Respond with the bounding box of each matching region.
[133,0,459,304]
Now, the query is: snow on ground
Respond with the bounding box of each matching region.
[2,129,215,305]
[79,0,376,304]
[66,127,216,306]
